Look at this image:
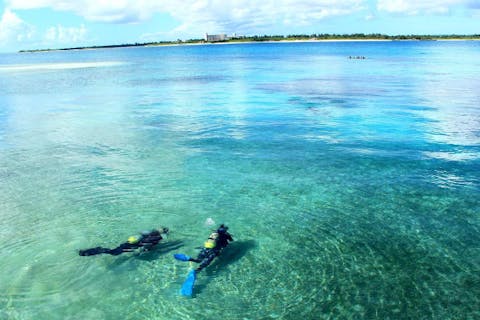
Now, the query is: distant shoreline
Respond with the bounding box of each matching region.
[19,34,480,53]
[143,39,394,49]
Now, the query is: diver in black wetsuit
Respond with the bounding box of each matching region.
[188,224,233,272]
[79,227,169,256]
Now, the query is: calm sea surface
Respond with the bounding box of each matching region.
[0,41,479,319]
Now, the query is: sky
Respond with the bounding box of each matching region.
[0,0,479,52]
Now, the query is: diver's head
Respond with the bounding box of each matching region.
[127,236,140,244]
[217,224,228,234]
[161,227,169,234]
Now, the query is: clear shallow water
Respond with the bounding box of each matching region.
[0,41,479,319]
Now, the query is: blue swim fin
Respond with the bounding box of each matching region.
[174,253,191,262]
[180,270,196,297]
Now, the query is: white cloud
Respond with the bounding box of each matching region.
[44,24,86,43]
[5,0,152,23]
[5,0,367,31]
[1,8,87,51]
[160,1,367,34]
[377,0,471,15]
[0,9,35,43]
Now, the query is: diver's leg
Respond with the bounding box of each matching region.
[196,251,217,272]
[106,247,125,255]
[189,248,208,263]
[79,247,111,256]
[106,243,138,255]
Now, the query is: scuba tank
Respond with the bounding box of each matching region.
[204,232,218,249]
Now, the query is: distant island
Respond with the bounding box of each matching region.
[19,33,480,53]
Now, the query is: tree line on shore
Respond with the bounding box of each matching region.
[20,33,480,52]
[240,33,480,41]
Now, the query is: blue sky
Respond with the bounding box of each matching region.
[0,0,479,52]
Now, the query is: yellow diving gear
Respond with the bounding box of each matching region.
[204,232,219,248]
[127,236,140,244]
[204,239,216,248]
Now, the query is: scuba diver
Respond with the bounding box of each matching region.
[79,227,169,256]
[174,224,233,296]
[174,224,233,272]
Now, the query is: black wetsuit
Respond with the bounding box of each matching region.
[190,230,233,271]
[79,230,163,256]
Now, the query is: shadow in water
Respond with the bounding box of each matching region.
[209,239,256,271]
[136,240,184,261]
[105,240,185,270]
[192,240,256,296]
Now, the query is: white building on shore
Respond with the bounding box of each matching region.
[205,33,241,42]
[204,33,229,42]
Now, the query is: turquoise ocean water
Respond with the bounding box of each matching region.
[0,41,479,319]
